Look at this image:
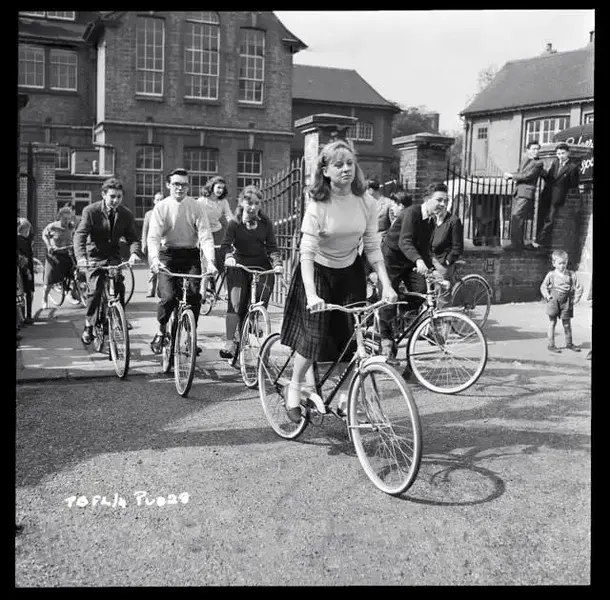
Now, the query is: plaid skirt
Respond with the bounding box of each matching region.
[280,255,366,361]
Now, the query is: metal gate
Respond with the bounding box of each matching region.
[445,163,543,246]
[260,157,305,306]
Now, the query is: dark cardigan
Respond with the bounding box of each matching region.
[431,212,464,265]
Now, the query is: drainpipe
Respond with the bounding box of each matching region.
[26,142,37,234]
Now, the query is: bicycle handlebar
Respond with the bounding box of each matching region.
[230,263,280,276]
[51,244,73,251]
[79,260,131,270]
[309,298,391,315]
[158,266,213,280]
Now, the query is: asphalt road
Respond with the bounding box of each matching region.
[15,356,591,586]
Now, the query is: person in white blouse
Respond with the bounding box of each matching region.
[147,168,217,355]
[280,140,397,423]
[198,176,234,291]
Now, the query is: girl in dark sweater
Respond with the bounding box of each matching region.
[219,185,283,358]
[17,218,35,325]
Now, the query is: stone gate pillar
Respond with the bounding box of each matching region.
[393,132,454,204]
[295,113,357,189]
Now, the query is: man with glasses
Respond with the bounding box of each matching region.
[147,168,217,355]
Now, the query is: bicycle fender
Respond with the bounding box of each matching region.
[361,355,389,369]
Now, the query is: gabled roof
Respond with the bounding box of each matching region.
[18,15,88,44]
[292,64,399,111]
[462,45,594,116]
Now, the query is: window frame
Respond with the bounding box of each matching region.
[55,145,71,171]
[348,121,374,142]
[18,44,45,89]
[56,190,91,218]
[134,145,164,222]
[183,148,219,198]
[525,116,570,146]
[477,126,488,140]
[184,12,220,100]
[136,16,165,97]
[49,48,78,91]
[46,11,75,21]
[236,150,262,193]
[238,28,265,105]
[583,112,594,124]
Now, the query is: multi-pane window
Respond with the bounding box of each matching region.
[46,11,75,20]
[237,150,262,193]
[50,49,78,90]
[184,11,219,99]
[525,116,569,145]
[135,146,163,221]
[136,17,164,96]
[583,113,594,124]
[18,44,44,88]
[184,148,218,198]
[348,121,374,142]
[19,11,45,17]
[55,146,71,171]
[477,126,488,140]
[238,29,265,103]
[56,190,91,219]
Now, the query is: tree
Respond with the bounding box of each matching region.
[391,104,438,139]
[465,64,499,106]
[442,129,464,171]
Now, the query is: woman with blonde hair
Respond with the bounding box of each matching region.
[280,139,397,422]
[40,206,76,309]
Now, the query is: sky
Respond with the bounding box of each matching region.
[275,10,595,133]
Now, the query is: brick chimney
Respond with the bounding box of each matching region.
[543,42,557,54]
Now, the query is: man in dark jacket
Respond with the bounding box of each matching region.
[534,142,581,248]
[431,203,464,306]
[379,182,448,357]
[74,177,141,345]
[503,140,544,250]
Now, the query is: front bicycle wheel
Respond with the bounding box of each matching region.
[258,333,308,439]
[161,312,175,374]
[408,311,487,394]
[450,274,492,328]
[239,305,270,389]
[122,264,135,306]
[108,302,130,378]
[48,282,66,307]
[93,303,106,353]
[348,360,422,496]
[174,308,197,397]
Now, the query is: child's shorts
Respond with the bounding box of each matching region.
[546,290,573,319]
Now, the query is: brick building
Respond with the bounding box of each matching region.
[18,10,306,231]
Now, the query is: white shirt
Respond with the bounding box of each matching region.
[147,195,215,265]
[300,192,383,268]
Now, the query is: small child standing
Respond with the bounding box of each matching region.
[540,249,583,353]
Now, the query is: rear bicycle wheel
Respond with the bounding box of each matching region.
[48,281,66,306]
[450,274,492,328]
[174,308,197,397]
[108,302,130,378]
[258,333,308,439]
[408,311,487,394]
[239,305,270,389]
[122,264,135,306]
[348,360,422,496]
[161,312,176,374]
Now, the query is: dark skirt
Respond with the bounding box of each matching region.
[280,255,366,361]
[44,251,73,285]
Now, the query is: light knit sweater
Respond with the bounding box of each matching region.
[197,196,234,233]
[300,192,383,268]
[147,195,215,265]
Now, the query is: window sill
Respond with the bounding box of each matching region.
[19,86,79,96]
[238,102,266,110]
[184,97,221,107]
[135,94,165,103]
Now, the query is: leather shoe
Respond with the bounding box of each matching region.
[150,333,164,354]
[81,326,94,345]
[565,344,581,352]
[547,345,561,353]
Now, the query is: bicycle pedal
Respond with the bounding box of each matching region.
[303,392,326,415]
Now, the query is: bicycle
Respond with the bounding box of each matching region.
[46,245,88,308]
[258,298,422,496]
[156,266,211,397]
[80,261,131,379]
[200,269,228,316]
[445,259,492,328]
[226,263,282,389]
[368,270,488,394]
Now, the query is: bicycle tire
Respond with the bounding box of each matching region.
[174,308,197,397]
[348,360,422,496]
[48,282,66,307]
[450,274,492,328]
[258,333,308,439]
[108,302,130,379]
[161,312,175,374]
[407,311,487,394]
[239,305,270,389]
[122,264,135,306]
